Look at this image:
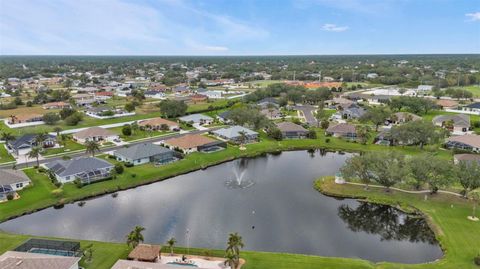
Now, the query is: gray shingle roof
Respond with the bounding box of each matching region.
[275,122,308,132]
[179,114,213,123]
[212,125,258,139]
[0,169,30,185]
[45,157,113,177]
[114,143,173,160]
[9,134,55,150]
[432,114,470,128]
[466,102,480,109]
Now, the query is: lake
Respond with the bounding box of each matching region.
[0,150,442,263]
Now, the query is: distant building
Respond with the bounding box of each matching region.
[138,117,179,131]
[432,114,470,135]
[326,123,357,140]
[446,134,480,153]
[44,157,114,184]
[212,125,258,143]
[178,114,213,125]
[73,127,119,144]
[417,85,433,92]
[7,133,56,155]
[163,134,226,154]
[113,143,176,166]
[275,122,309,139]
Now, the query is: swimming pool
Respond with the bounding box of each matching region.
[166,262,198,267]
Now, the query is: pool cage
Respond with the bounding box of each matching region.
[14,238,82,257]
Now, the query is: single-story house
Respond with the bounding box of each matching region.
[212,125,258,143]
[94,91,114,101]
[326,123,357,139]
[257,97,279,109]
[85,106,134,119]
[42,101,71,110]
[435,99,458,110]
[260,108,283,120]
[0,251,80,269]
[0,169,31,201]
[190,94,208,103]
[127,244,161,263]
[390,112,422,124]
[217,110,232,124]
[172,85,189,93]
[7,114,44,125]
[73,93,97,107]
[138,118,179,131]
[417,85,433,92]
[453,153,480,165]
[178,114,213,125]
[374,130,394,146]
[7,133,56,155]
[112,260,178,269]
[461,102,480,114]
[144,90,166,99]
[275,121,309,139]
[44,157,114,184]
[202,90,223,99]
[113,143,176,166]
[163,134,226,154]
[432,114,470,135]
[73,127,119,144]
[340,103,366,119]
[446,134,480,153]
[325,97,354,109]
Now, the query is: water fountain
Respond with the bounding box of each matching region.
[225,164,254,189]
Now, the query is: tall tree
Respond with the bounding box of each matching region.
[166,237,176,256]
[28,146,41,167]
[360,106,390,131]
[225,232,244,269]
[341,153,376,189]
[391,120,444,149]
[126,226,145,249]
[370,151,406,191]
[456,161,480,198]
[356,125,371,145]
[85,140,100,157]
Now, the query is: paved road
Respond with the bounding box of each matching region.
[0,128,218,170]
[293,105,318,126]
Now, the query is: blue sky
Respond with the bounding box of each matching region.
[0,0,479,55]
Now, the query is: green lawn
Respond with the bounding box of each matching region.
[0,143,15,164]
[42,139,85,156]
[109,126,174,142]
[463,85,480,97]
[315,177,480,269]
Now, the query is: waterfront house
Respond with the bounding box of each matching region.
[326,123,357,139]
[454,153,480,165]
[163,134,226,154]
[212,125,258,143]
[138,117,179,131]
[0,251,80,269]
[461,102,480,115]
[44,157,114,184]
[7,133,56,155]
[0,169,31,201]
[113,143,176,166]
[435,99,458,110]
[275,121,309,139]
[73,127,119,144]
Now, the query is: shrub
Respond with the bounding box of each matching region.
[6,193,14,200]
[51,189,63,197]
[74,179,83,189]
[325,138,330,143]
[473,121,480,128]
[306,129,317,139]
[43,112,61,125]
[122,125,132,136]
[266,127,283,141]
[108,155,116,159]
[59,108,76,120]
[54,181,62,188]
[64,112,83,126]
[114,163,124,174]
[37,167,46,173]
[475,254,480,266]
[131,173,137,178]
[124,162,134,167]
[320,120,330,129]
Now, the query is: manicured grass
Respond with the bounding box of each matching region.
[42,139,85,156]
[109,126,174,141]
[315,177,480,269]
[463,85,480,97]
[0,144,15,163]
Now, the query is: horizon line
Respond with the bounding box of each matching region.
[1,53,479,57]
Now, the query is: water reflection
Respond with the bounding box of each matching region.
[338,203,437,244]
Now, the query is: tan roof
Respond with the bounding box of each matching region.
[73,126,116,139]
[326,123,356,134]
[275,121,308,132]
[128,244,161,261]
[0,251,80,269]
[12,114,43,122]
[448,134,480,148]
[435,99,458,108]
[393,112,422,122]
[139,118,178,128]
[43,101,69,108]
[164,134,216,149]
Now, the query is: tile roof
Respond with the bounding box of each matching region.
[164,134,216,149]
[466,102,480,109]
[114,143,173,160]
[326,123,356,134]
[138,118,178,127]
[178,114,213,123]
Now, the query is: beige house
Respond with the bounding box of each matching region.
[0,251,80,269]
[138,118,179,131]
[73,127,119,144]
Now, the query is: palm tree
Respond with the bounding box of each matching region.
[224,249,237,269]
[85,140,100,157]
[53,127,63,136]
[166,237,176,256]
[225,232,244,269]
[28,146,41,167]
[315,103,325,127]
[126,226,145,248]
[131,121,139,135]
[1,131,15,144]
[356,125,371,145]
[238,131,248,147]
[35,132,49,148]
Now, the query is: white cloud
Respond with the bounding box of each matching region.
[204,46,229,52]
[295,0,398,15]
[321,23,349,32]
[466,12,480,21]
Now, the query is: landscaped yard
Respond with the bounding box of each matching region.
[42,139,85,156]
[0,144,15,163]
[109,126,174,142]
[463,85,480,97]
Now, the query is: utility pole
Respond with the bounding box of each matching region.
[293,71,296,81]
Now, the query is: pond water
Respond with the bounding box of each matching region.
[0,150,442,263]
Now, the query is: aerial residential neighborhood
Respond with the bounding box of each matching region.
[0,1,479,269]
